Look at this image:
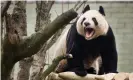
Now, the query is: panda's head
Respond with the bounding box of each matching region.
[76,5,109,40]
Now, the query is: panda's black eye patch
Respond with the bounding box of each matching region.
[81,17,86,25]
[92,17,98,26]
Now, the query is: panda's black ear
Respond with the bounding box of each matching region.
[82,5,90,13]
[99,6,105,16]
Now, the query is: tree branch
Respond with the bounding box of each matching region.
[35,1,54,32]
[29,2,55,80]
[58,72,114,80]
[47,72,117,80]
[73,1,81,9]
[47,72,133,80]
[41,54,73,80]
[75,1,87,11]
[44,1,87,51]
[44,0,88,52]
[47,1,55,13]
[1,1,11,18]
[15,9,77,62]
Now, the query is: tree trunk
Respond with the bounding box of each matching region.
[29,1,54,80]
[17,58,33,80]
[12,1,27,36]
[8,1,31,80]
[1,1,27,80]
[2,12,20,80]
[35,1,52,32]
[1,1,11,18]
[2,7,77,80]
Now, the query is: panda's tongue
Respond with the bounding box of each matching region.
[85,28,94,38]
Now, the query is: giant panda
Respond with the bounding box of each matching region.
[54,5,118,77]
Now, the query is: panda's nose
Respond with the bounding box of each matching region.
[84,22,90,26]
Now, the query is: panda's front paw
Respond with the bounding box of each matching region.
[71,68,87,77]
[75,70,87,77]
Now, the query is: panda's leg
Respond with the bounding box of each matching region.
[85,59,98,74]
[85,56,102,74]
[97,56,105,75]
[67,56,87,77]
[84,57,97,74]
[71,67,87,77]
[98,65,104,75]
[86,67,96,74]
[93,56,104,75]
[92,58,100,74]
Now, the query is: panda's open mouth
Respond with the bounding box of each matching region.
[84,27,95,38]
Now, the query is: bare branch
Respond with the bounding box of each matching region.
[73,1,81,9]
[1,1,11,18]
[15,9,77,62]
[11,1,27,36]
[41,54,73,80]
[35,1,54,32]
[47,1,55,13]
[75,1,87,11]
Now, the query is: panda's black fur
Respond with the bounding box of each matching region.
[64,5,118,76]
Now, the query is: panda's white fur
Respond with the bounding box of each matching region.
[53,29,68,58]
[77,10,108,40]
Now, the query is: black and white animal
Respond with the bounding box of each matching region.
[54,5,118,77]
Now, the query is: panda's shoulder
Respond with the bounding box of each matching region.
[98,26,114,41]
[106,26,115,38]
[102,26,115,43]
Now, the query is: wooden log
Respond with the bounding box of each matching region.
[59,72,104,80]
[46,72,118,80]
[46,72,133,80]
[129,73,133,80]
[113,72,129,80]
